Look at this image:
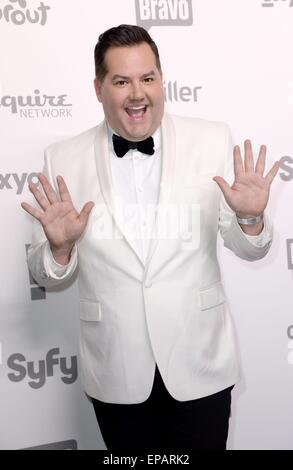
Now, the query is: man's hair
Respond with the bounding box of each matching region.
[94,24,162,82]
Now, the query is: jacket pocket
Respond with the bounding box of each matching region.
[79,300,102,322]
[198,282,226,311]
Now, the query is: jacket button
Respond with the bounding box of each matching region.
[144,280,152,288]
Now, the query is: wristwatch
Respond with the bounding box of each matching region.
[236,213,264,225]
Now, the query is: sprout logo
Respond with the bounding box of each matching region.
[0,0,51,26]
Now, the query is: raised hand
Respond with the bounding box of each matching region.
[213,140,279,221]
[21,173,94,263]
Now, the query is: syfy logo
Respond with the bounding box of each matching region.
[287,326,293,365]
[0,89,72,118]
[136,0,193,31]
[0,0,51,26]
[261,0,293,7]
[279,156,293,181]
[6,347,78,389]
[0,172,39,195]
[24,440,78,450]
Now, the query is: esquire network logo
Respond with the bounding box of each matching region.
[0,0,51,26]
[261,0,293,7]
[0,89,73,118]
[135,0,193,30]
[0,344,78,389]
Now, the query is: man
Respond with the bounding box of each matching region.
[22,25,279,450]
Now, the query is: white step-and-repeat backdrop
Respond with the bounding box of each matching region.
[0,0,292,450]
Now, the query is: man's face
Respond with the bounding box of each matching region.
[94,42,165,141]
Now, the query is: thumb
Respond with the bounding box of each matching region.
[213,176,232,199]
[79,201,95,226]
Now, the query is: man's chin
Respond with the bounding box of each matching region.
[122,128,151,142]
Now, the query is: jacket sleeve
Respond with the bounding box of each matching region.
[27,148,78,287]
[218,125,273,261]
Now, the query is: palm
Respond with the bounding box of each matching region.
[21,174,94,251]
[213,140,279,218]
[41,201,87,248]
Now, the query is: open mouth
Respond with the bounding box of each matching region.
[125,105,147,119]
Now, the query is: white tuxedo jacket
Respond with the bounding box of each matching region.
[28,114,272,403]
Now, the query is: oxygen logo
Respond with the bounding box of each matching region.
[7,347,78,389]
[0,172,39,194]
[0,0,51,26]
[287,326,293,365]
[261,0,293,7]
[136,0,193,31]
[0,89,73,118]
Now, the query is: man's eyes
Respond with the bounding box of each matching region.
[114,80,128,86]
[143,77,154,83]
[113,77,154,86]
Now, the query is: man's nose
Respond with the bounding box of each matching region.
[130,81,144,100]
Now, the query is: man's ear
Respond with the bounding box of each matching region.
[94,78,103,102]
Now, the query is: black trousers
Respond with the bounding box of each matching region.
[91,366,233,451]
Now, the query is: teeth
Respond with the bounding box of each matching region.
[127,106,146,110]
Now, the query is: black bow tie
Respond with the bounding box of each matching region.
[112,134,155,158]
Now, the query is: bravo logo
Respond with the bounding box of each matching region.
[136,0,193,31]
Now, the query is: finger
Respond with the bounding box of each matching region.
[38,173,58,204]
[28,182,50,210]
[233,145,244,178]
[21,202,43,221]
[255,145,267,175]
[244,140,254,172]
[213,176,233,199]
[56,176,73,204]
[265,161,280,185]
[79,201,95,226]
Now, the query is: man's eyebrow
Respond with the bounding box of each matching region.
[111,71,156,81]
[141,70,156,78]
[112,74,129,81]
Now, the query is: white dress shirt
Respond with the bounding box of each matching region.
[43,124,269,276]
[109,126,162,263]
